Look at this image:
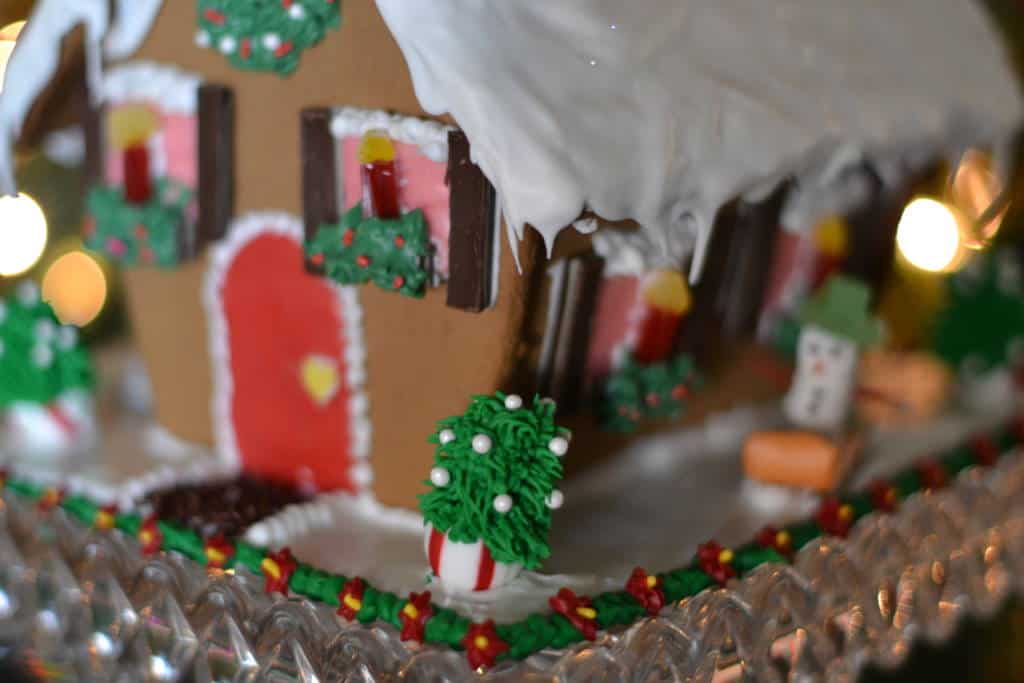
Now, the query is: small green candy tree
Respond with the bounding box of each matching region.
[419,392,570,570]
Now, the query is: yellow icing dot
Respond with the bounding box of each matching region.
[343,595,362,611]
[775,531,791,547]
[718,549,734,565]
[576,606,597,620]
[358,129,396,164]
[261,559,281,580]
[403,603,420,620]
[839,505,854,521]
[645,575,658,589]
[813,215,848,258]
[474,635,490,650]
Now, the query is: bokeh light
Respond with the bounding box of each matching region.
[896,198,964,273]
[0,21,25,93]
[42,251,107,326]
[0,192,48,276]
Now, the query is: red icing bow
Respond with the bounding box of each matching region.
[625,567,665,616]
[261,547,298,595]
[37,488,64,512]
[462,620,509,670]
[139,515,163,556]
[969,435,999,467]
[94,504,118,530]
[868,480,899,513]
[916,458,948,490]
[337,577,365,621]
[204,535,235,569]
[754,525,793,559]
[696,540,736,586]
[816,498,855,538]
[549,588,598,640]
[399,591,433,642]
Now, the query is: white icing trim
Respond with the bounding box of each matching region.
[244,488,423,547]
[41,126,85,168]
[203,212,373,497]
[329,107,453,163]
[592,226,694,278]
[102,61,202,114]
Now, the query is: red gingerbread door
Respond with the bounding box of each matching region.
[206,215,370,494]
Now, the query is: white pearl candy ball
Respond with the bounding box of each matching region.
[263,33,282,51]
[195,30,211,48]
[548,436,569,457]
[438,429,456,445]
[430,467,450,487]
[493,494,513,514]
[218,35,237,54]
[288,3,306,19]
[57,326,77,350]
[472,434,492,454]
[17,281,38,305]
[35,319,56,342]
[503,394,523,410]
[546,489,564,510]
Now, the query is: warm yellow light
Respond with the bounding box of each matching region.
[0,193,48,276]
[0,21,25,93]
[896,198,963,273]
[41,251,107,326]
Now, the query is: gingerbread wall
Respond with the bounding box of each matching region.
[122,1,543,509]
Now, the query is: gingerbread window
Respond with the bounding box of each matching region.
[301,107,499,308]
[82,62,234,267]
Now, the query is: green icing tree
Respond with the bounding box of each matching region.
[305,203,433,298]
[419,392,569,569]
[598,352,703,432]
[932,249,1024,376]
[0,283,94,408]
[196,0,342,76]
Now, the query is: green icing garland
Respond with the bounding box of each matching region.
[4,418,1021,668]
[419,392,568,569]
[0,286,94,408]
[196,0,342,76]
[85,179,192,268]
[599,352,703,432]
[305,204,434,299]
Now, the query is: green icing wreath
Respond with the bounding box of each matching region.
[305,203,433,298]
[85,178,192,268]
[196,0,342,76]
[0,284,94,408]
[599,352,703,432]
[419,393,569,570]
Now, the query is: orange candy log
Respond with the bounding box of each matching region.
[742,430,861,491]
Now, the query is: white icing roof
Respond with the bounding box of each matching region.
[375,0,1023,276]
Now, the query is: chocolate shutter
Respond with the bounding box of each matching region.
[196,84,236,258]
[446,130,497,312]
[300,107,340,275]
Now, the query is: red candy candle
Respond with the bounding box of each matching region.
[359,130,400,219]
[123,143,152,204]
[633,269,692,365]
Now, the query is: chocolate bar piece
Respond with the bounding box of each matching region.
[77,73,105,189]
[539,252,604,412]
[446,130,497,312]
[301,107,339,274]
[197,84,235,255]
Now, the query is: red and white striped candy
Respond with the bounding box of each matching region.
[4,392,96,457]
[424,523,522,593]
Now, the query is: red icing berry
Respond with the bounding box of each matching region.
[916,458,948,490]
[754,525,793,558]
[342,229,355,247]
[203,8,226,24]
[671,384,689,400]
[969,435,999,467]
[310,253,325,266]
[644,393,660,407]
[394,235,406,248]
[134,224,148,239]
[355,254,371,268]
[274,41,294,58]
[240,39,252,60]
[392,275,405,290]
[82,218,96,237]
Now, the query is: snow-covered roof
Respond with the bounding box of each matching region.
[375,0,1024,277]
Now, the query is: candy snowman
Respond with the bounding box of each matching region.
[420,392,568,593]
[0,282,97,458]
[743,275,883,491]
